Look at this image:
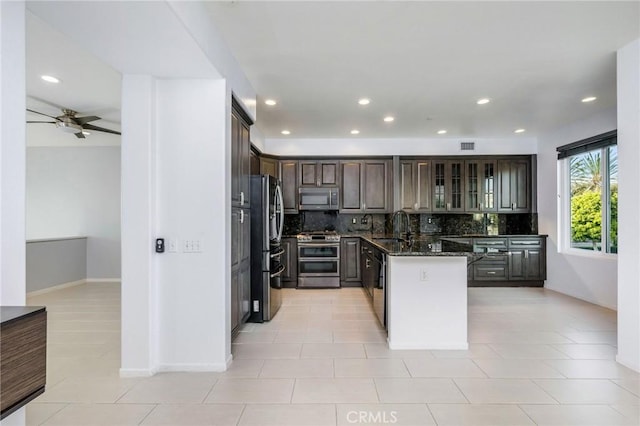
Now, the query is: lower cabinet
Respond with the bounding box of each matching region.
[469,236,546,287]
[231,207,251,332]
[340,238,361,286]
[282,237,298,288]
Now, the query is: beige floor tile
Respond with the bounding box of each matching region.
[374,378,467,403]
[519,404,637,425]
[273,331,333,343]
[332,330,387,343]
[46,343,112,358]
[140,404,244,425]
[543,359,640,379]
[41,403,154,426]
[469,331,573,344]
[364,343,433,359]
[473,358,565,378]
[35,377,139,403]
[488,343,569,359]
[454,378,557,404]
[301,343,366,358]
[232,343,302,359]
[26,403,67,426]
[403,359,487,378]
[292,378,378,403]
[205,378,295,404]
[336,404,435,425]
[614,379,640,397]
[552,344,618,359]
[560,331,617,344]
[220,359,265,378]
[428,404,535,426]
[233,331,278,344]
[430,344,501,359]
[260,359,334,378]
[118,372,218,404]
[334,359,410,378]
[534,379,640,404]
[611,404,640,421]
[239,404,336,426]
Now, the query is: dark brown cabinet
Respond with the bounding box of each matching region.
[340,160,391,213]
[299,161,339,187]
[432,159,465,212]
[465,159,497,212]
[508,237,546,281]
[340,238,361,284]
[498,159,530,212]
[399,160,431,212]
[282,237,298,287]
[260,157,279,178]
[279,160,299,214]
[231,99,252,333]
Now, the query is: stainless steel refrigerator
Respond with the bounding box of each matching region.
[249,175,284,322]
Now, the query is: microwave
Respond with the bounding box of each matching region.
[299,187,339,210]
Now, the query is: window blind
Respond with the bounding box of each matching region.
[557,130,617,159]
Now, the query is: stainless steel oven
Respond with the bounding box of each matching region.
[297,232,340,288]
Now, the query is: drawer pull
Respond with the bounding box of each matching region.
[486,271,497,275]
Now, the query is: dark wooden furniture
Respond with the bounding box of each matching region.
[1,306,47,420]
[279,160,299,214]
[340,237,362,286]
[260,156,279,178]
[398,159,432,212]
[299,160,339,187]
[281,237,298,288]
[498,158,530,212]
[340,159,392,213]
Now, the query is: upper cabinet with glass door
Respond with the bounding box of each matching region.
[432,159,465,212]
[465,159,497,212]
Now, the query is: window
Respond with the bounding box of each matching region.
[558,131,617,254]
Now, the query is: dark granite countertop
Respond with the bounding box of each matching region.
[1,306,46,326]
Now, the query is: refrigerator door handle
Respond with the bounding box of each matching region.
[275,183,285,242]
[270,264,285,278]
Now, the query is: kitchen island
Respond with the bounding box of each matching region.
[365,236,473,350]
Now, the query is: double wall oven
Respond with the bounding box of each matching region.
[297,232,340,288]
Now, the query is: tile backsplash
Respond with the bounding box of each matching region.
[284,211,538,236]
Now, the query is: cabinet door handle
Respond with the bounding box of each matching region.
[414,202,418,210]
[240,210,244,224]
[487,271,496,275]
[240,191,245,206]
[525,251,529,259]
[512,202,516,210]
[363,203,366,210]
[446,202,451,211]
[365,259,371,268]
[479,202,483,211]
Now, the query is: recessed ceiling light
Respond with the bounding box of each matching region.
[383,116,394,122]
[281,130,290,135]
[358,98,370,106]
[437,130,447,135]
[350,129,360,135]
[514,128,526,134]
[41,75,60,84]
[265,99,277,106]
[82,131,91,136]
[581,96,597,103]
[476,98,491,105]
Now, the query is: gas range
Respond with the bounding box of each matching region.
[297,231,341,242]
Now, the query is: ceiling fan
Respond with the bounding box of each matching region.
[26,108,121,139]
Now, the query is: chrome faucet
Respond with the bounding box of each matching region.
[391,210,411,241]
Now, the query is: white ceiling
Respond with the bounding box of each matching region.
[206,1,639,139]
[25,2,640,144]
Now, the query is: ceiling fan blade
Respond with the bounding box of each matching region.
[75,116,101,125]
[27,108,61,121]
[74,132,86,139]
[27,121,57,124]
[82,123,121,135]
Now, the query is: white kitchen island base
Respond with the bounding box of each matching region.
[386,255,468,350]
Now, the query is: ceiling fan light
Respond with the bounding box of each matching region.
[55,121,83,133]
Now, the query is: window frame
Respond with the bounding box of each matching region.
[557,131,617,258]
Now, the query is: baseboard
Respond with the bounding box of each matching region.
[157,361,231,373]
[86,278,122,283]
[26,279,86,297]
[616,354,640,373]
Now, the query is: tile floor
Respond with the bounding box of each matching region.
[25,283,640,425]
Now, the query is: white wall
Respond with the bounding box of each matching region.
[616,39,640,372]
[26,147,121,279]
[536,107,617,309]
[265,137,537,156]
[0,0,26,306]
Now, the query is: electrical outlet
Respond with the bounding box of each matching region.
[420,269,429,281]
[352,218,357,224]
[427,217,433,224]
[183,239,202,253]
[361,217,368,224]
